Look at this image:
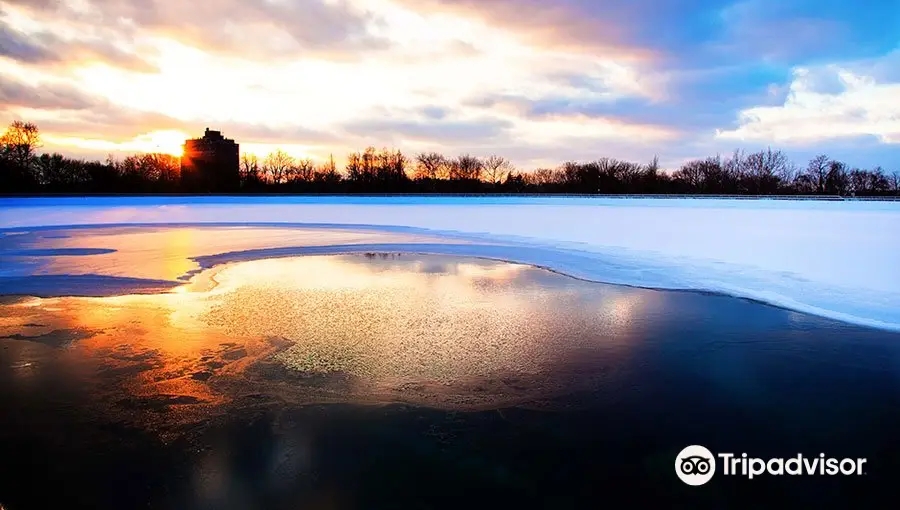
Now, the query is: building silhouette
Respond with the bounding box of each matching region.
[181,128,240,192]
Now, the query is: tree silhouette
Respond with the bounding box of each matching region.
[415,152,447,180]
[1,120,898,197]
[263,149,294,185]
[240,153,262,187]
[483,155,513,186]
[293,158,316,183]
[450,154,483,181]
[806,154,830,194]
[1,121,42,190]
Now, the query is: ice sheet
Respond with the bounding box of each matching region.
[1,197,898,331]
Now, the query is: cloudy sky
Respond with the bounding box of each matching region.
[1,0,898,170]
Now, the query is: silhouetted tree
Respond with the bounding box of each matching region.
[638,156,666,193]
[483,155,513,186]
[825,160,849,195]
[107,152,179,192]
[739,148,791,194]
[3,119,899,197]
[1,120,42,190]
[806,154,830,194]
[450,154,483,180]
[263,149,294,185]
[37,153,70,188]
[890,171,900,194]
[529,167,564,189]
[147,153,180,189]
[502,172,528,192]
[414,152,447,180]
[674,158,708,192]
[240,154,262,187]
[314,155,342,191]
[293,158,316,183]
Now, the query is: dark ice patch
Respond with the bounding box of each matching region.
[0,274,182,297]
[0,328,101,348]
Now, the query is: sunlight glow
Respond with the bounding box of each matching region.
[44,129,190,156]
[240,143,320,160]
[0,0,661,167]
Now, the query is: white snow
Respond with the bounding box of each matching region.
[1,197,899,331]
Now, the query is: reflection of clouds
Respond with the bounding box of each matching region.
[357,254,531,281]
[2,226,457,281]
[202,255,644,384]
[1,253,655,412]
[603,293,645,328]
[453,260,531,280]
[209,255,533,295]
[1,290,259,412]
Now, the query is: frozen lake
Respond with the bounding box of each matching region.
[1,198,899,508]
[2,196,899,330]
[1,249,899,509]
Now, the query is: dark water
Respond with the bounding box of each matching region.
[1,253,899,509]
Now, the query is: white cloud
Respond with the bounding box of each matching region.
[716,63,900,144]
[1,0,671,165]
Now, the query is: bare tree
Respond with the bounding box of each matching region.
[870,167,891,194]
[377,148,407,181]
[825,160,849,195]
[723,149,746,178]
[674,159,706,190]
[600,158,642,191]
[1,120,42,166]
[806,154,830,194]
[482,155,514,185]
[315,154,340,184]
[36,153,68,186]
[529,168,560,186]
[1,120,42,187]
[848,167,891,196]
[263,149,294,184]
[361,146,377,179]
[240,153,261,185]
[450,154,482,180]
[641,155,662,185]
[743,148,789,194]
[890,171,900,194]
[6,118,900,197]
[345,151,363,181]
[144,153,180,185]
[294,158,316,182]
[414,152,447,180]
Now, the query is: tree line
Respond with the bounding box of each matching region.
[2,120,899,196]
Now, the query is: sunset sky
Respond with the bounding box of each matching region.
[1,0,898,170]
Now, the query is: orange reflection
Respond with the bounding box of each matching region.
[23,226,464,281]
[1,254,653,417]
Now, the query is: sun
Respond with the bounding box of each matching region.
[132,130,189,157]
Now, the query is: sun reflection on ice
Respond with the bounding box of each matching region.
[0,254,660,414]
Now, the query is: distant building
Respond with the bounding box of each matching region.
[181,128,240,192]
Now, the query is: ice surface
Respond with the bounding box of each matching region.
[1,197,898,331]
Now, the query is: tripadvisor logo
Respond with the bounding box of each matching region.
[675,445,867,486]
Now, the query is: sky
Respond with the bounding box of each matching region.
[0,0,898,171]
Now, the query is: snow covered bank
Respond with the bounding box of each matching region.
[1,197,898,331]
